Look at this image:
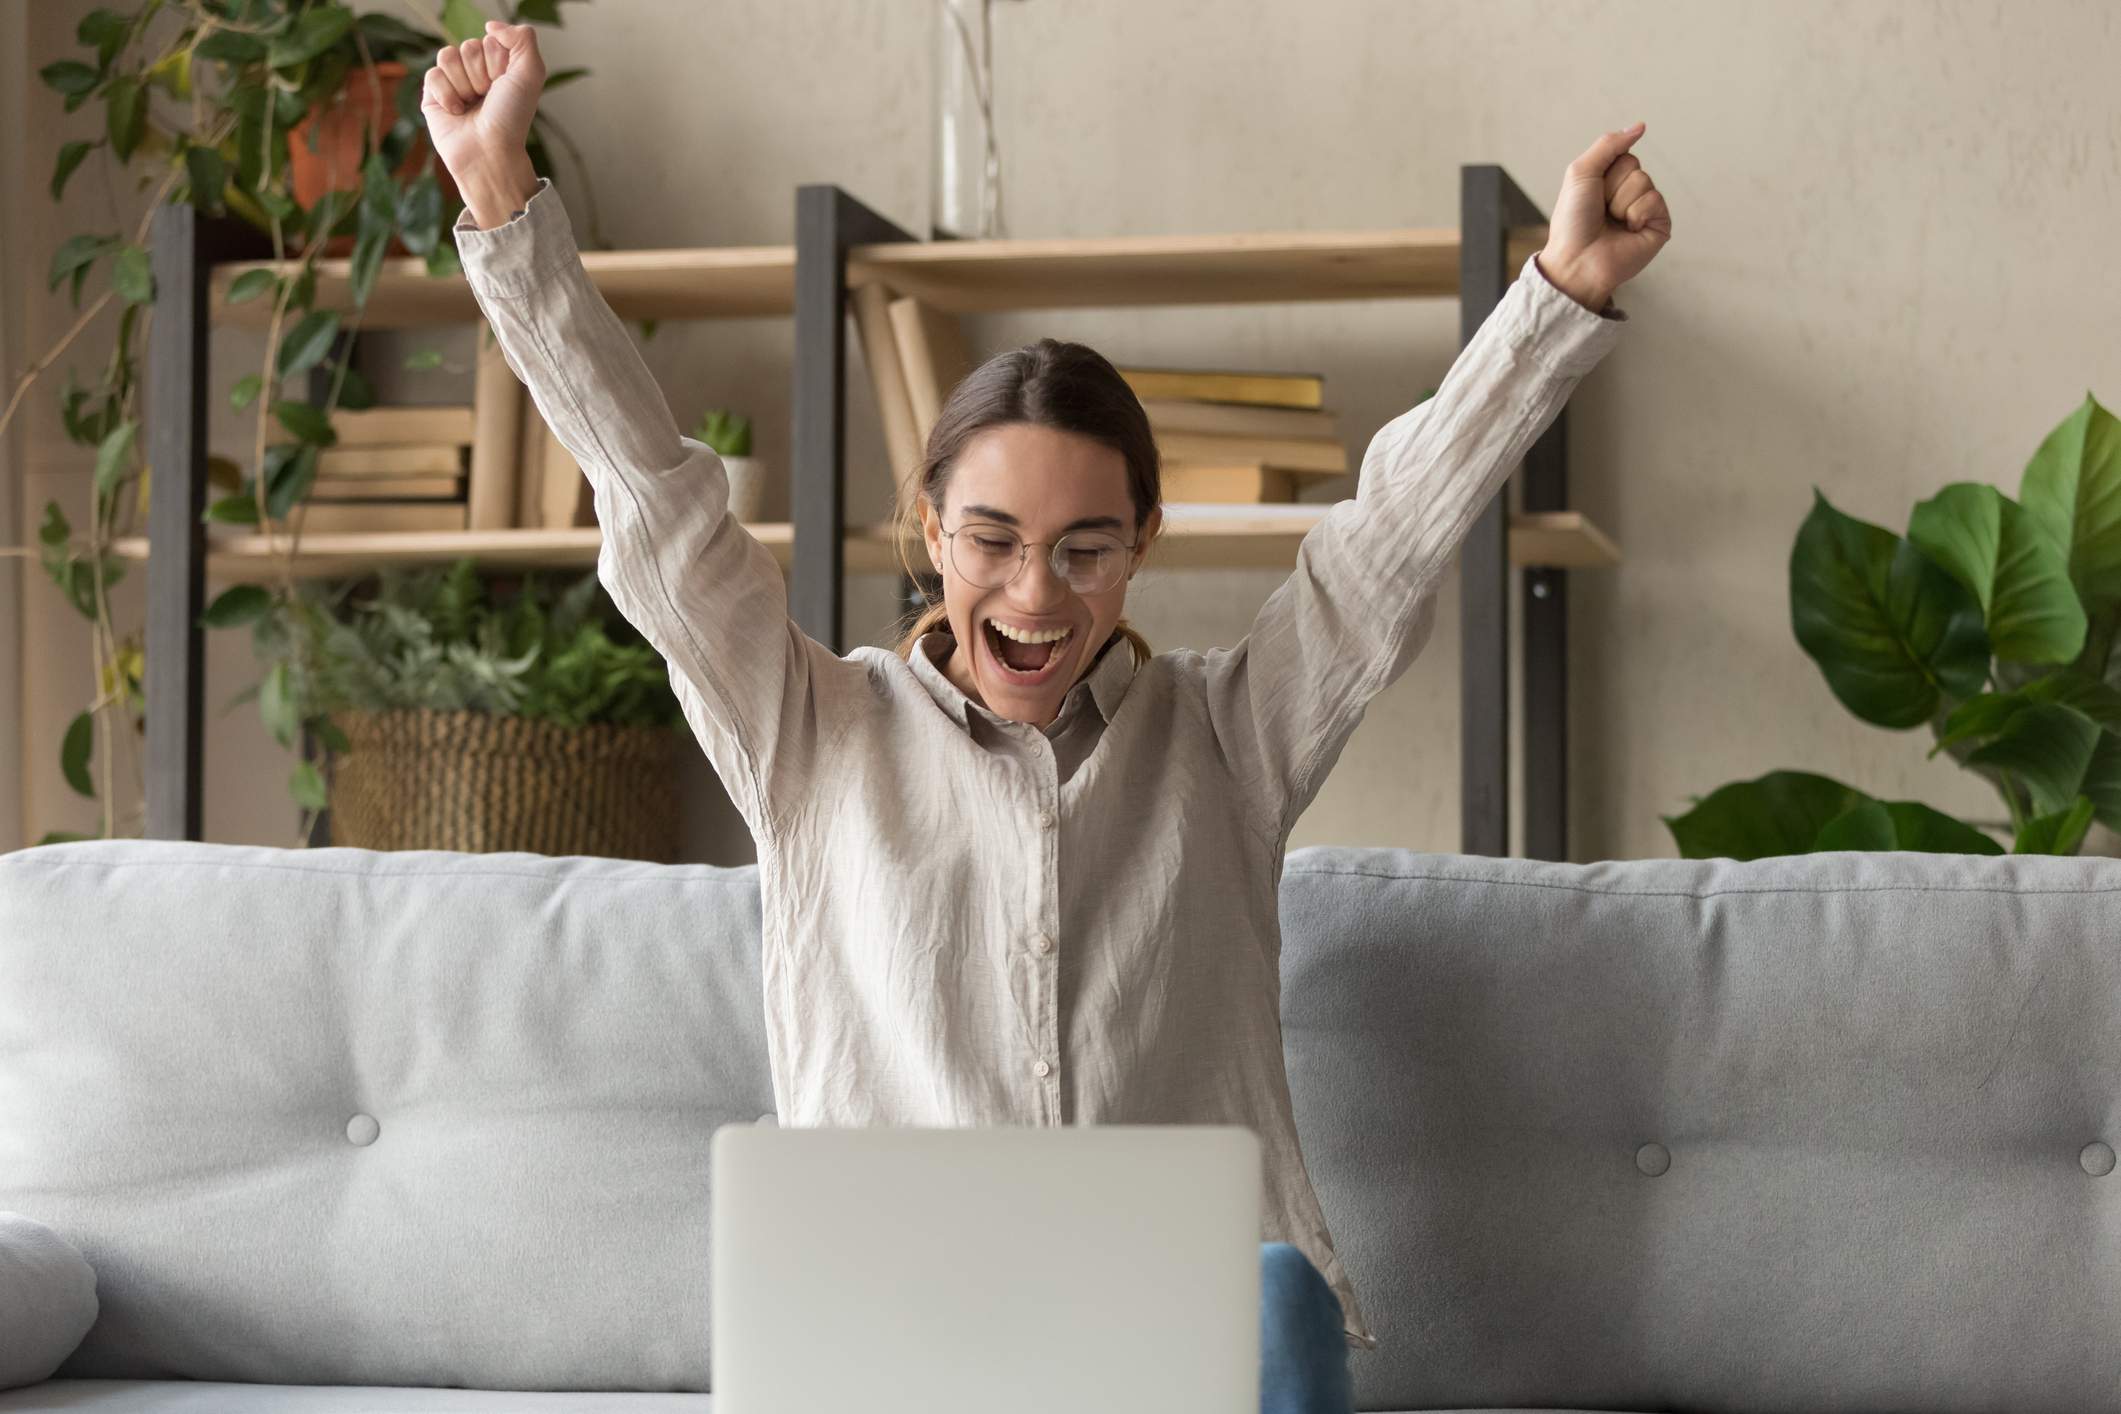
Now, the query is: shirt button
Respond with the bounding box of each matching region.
[1033,1059,1052,1078]
[1033,933,1053,955]
[1036,809,1055,829]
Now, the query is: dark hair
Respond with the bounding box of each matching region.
[891,337,1163,663]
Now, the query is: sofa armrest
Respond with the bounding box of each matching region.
[0,1213,98,1390]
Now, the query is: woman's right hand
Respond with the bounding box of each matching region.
[422,20,545,229]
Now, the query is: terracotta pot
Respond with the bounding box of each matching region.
[286,61,462,256]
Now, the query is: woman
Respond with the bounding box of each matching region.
[426,22,1668,1411]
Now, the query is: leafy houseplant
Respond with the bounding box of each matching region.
[1666,393,2121,859]
[693,407,769,522]
[274,559,687,860]
[13,0,597,846]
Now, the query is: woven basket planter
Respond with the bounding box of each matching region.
[328,707,683,862]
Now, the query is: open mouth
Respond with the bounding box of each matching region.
[981,618,1072,687]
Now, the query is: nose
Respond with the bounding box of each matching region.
[1009,545,1071,611]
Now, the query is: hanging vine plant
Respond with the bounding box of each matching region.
[7,0,598,845]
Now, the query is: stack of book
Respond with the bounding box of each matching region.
[1119,367,1346,504]
[269,406,474,533]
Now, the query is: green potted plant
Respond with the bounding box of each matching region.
[11,0,599,845]
[1667,392,2121,859]
[692,407,767,521]
[273,558,687,861]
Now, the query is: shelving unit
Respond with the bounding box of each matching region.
[141,165,1616,858]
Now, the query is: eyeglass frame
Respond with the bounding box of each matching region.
[934,517,1145,595]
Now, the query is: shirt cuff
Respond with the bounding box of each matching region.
[453,176,576,298]
[1520,251,1627,380]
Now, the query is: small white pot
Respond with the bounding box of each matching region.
[721,455,769,524]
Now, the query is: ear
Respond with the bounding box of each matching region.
[1131,506,1163,574]
[917,494,945,574]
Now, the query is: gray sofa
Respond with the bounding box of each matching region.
[2,838,2116,1412]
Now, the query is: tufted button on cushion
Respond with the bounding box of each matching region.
[345,1114,380,1147]
[2081,1141,2116,1177]
[1635,1142,1671,1177]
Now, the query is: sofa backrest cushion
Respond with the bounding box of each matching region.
[1277,845,2121,1414]
[0,840,772,1392]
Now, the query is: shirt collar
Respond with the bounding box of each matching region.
[909,628,1139,733]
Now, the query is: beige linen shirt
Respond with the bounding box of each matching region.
[456,180,1625,1349]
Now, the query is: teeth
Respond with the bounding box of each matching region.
[989,620,1071,645]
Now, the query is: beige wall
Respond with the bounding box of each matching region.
[12,1,2121,861]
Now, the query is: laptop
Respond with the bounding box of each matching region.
[710,1123,1262,1413]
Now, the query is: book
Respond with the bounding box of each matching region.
[536,423,593,529]
[1140,398,1339,443]
[309,473,463,500]
[1160,463,1300,503]
[316,445,464,476]
[1155,430,1346,476]
[468,327,523,531]
[850,283,923,515]
[1117,367,1324,409]
[265,404,477,447]
[277,501,469,534]
[888,294,972,453]
[514,392,547,529]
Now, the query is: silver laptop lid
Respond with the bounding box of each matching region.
[712,1124,1261,1414]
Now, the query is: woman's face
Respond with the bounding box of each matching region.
[919,422,1159,728]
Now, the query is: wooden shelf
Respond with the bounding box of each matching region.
[846,228,1547,313]
[114,505,1615,585]
[207,224,1547,328]
[210,246,799,329]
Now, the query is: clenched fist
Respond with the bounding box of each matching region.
[1539,122,1672,313]
[423,20,546,229]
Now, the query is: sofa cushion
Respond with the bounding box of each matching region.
[1277,845,2121,1414]
[0,841,773,1392]
[0,1213,98,1390]
[0,1382,713,1411]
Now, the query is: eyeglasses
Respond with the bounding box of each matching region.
[938,520,1139,595]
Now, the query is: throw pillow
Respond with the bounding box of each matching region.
[0,1213,98,1390]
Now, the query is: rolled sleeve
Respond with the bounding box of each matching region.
[1201,250,1625,839]
[453,179,858,845]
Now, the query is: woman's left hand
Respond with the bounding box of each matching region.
[1539,122,1672,312]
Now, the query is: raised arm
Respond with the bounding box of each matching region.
[425,23,861,846]
[1202,126,1671,840]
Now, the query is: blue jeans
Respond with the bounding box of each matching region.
[1260,1241,1354,1414]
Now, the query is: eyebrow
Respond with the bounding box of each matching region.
[960,504,1127,534]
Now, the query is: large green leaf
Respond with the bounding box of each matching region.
[1812,799,2003,855]
[2019,393,2121,614]
[1933,669,2121,757]
[2014,795,2095,855]
[264,443,320,520]
[201,584,274,630]
[2080,730,2121,834]
[1907,483,2085,664]
[1790,489,1990,728]
[1962,702,2102,818]
[50,139,97,201]
[1663,770,1869,860]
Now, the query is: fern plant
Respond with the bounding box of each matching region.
[249,560,682,787]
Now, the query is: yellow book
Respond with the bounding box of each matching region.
[316,445,464,476]
[1141,398,1339,442]
[310,473,463,500]
[1119,368,1324,410]
[1156,431,1346,476]
[278,502,469,534]
[1161,463,1300,503]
